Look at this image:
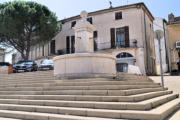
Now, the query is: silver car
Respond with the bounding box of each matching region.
[38,59,54,70]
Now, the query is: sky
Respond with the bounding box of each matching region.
[0,0,180,63]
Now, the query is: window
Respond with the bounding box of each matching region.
[66,36,70,54]
[71,36,75,53]
[116,26,129,48]
[66,36,75,54]
[116,52,133,58]
[50,40,56,55]
[71,21,76,28]
[115,12,122,20]
[93,31,98,38]
[87,17,93,24]
[116,28,125,48]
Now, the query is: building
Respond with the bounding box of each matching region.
[0,48,5,62]
[153,18,169,74]
[167,13,180,71]
[54,2,156,75]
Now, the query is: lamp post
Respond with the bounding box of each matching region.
[155,30,164,88]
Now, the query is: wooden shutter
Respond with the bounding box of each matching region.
[125,26,129,47]
[71,36,75,53]
[50,40,56,54]
[66,36,70,54]
[110,28,115,48]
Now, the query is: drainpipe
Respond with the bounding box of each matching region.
[143,10,148,75]
[166,26,172,73]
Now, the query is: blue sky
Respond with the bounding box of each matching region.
[0,0,180,63]
[0,0,180,20]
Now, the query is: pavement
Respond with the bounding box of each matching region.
[150,76,180,94]
[150,75,180,120]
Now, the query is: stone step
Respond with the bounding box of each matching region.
[0,87,166,96]
[0,98,179,120]
[0,110,127,120]
[0,94,177,111]
[0,80,153,87]
[0,84,161,91]
[0,78,115,83]
[0,117,22,120]
[0,81,159,88]
[0,91,172,102]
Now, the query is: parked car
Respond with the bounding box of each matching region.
[38,59,54,71]
[13,61,38,73]
[0,62,11,67]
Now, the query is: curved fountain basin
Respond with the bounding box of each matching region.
[53,53,116,79]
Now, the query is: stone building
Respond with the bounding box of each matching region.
[13,2,157,75]
[0,48,5,62]
[153,18,169,74]
[167,13,180,71]
[54,2,156,75]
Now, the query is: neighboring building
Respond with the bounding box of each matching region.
[54,2,156,75]
[0,48,5,62]
[12,40,56,63]
[153,18,169,74]
[12,52,22,64]
[167,13,180,71]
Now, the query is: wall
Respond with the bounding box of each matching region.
[55,7,145,51]
[54,6,154,75]
[168,24,180,70]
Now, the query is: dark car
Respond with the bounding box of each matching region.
[38,59,54,71]
[0,62,11,67]
[13,61,38,73]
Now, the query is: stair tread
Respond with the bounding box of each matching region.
[0,93,176,111]
[0,109,127,120]
[0,117,22,120]
[0,98,178,120]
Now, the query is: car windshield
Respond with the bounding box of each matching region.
[42,60,53,64]
[17,61,27,64]
[24,62,33,65]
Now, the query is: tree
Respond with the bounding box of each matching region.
[0,1,61,60]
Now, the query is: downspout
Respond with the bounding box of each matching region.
[162,21,169,72]
[143,9,148,75]
[166,26,172,73]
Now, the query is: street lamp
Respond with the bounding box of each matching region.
[155,30,164,88]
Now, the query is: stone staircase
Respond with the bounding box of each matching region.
[0,71,179,120]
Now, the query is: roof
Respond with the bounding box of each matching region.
[61,2,154,23]
[175,17,180,22]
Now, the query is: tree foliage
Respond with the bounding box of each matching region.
[0,1,61,60]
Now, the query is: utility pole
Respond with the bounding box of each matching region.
[155,30,165,88]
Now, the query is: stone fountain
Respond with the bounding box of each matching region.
[53,11,116,79]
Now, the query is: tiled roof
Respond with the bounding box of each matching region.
[61,2,154,23]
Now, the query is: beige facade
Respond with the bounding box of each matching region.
[54,3,156,75]
[0,48,5,62]
[167,13,180,71]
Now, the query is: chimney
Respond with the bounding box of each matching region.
[168,13,175,23]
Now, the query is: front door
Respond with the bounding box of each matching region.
[116,28,125,48]
[116,63,128,72]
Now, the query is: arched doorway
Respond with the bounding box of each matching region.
[116,52,135,72]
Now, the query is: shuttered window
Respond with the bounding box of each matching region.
[50,40,56,54]
[110,28,116,48]
[71,36,75,53]
[66,36,70,54]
